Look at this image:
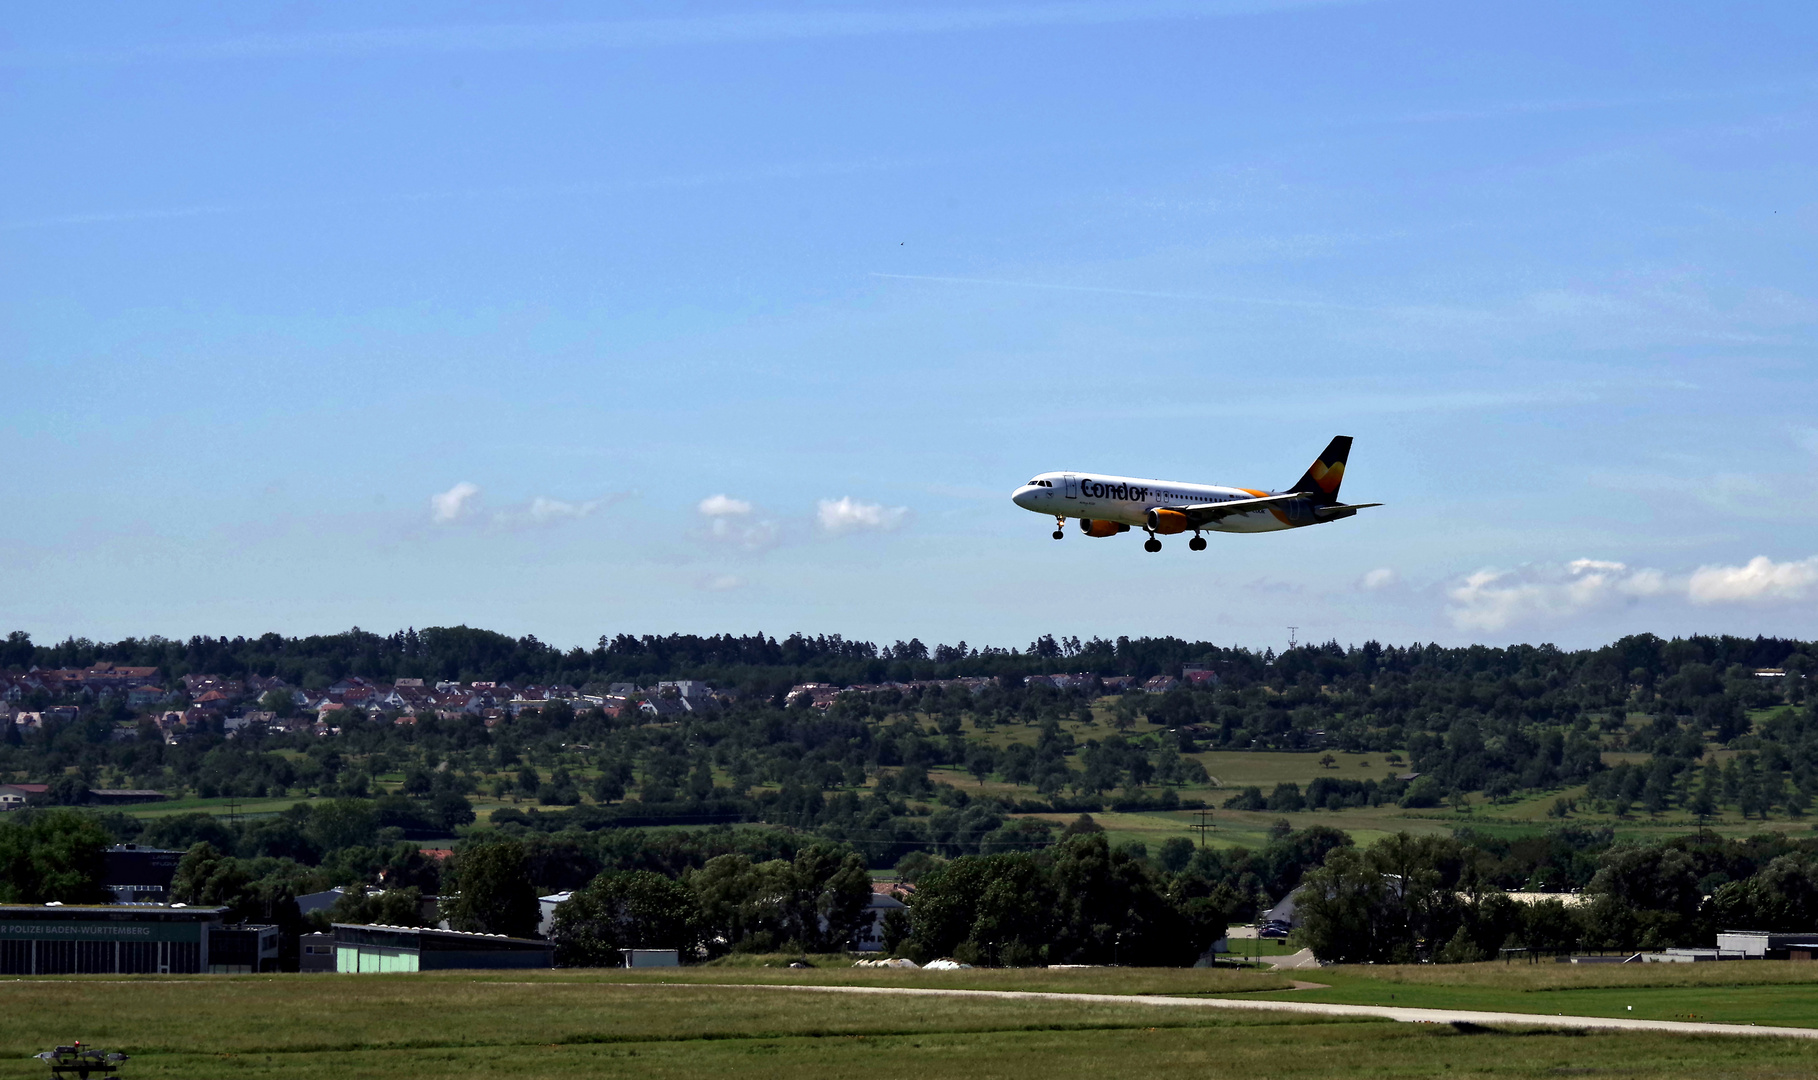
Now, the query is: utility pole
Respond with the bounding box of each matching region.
[1191,807,1214,848]
[1287,627,1298,650]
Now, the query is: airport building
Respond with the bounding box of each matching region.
[331,923,555,972]
[0,904,229,975]
[100,844,186,903]
[299,931,337,973]
[207,923,282,973]
[1716,931,1818,960]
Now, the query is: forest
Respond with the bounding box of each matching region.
[4,626,1817,967]
[4,628,1814,826]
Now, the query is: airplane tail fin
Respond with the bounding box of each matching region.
[1290,436,1352,504]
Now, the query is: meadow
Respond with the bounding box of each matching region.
[7,963,1818,1079]
[1291,959,1818,1028]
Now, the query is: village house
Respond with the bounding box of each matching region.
[784,683,841,709]
[126,684,173,708]
[0,783,49,811]
[638,696,690,719]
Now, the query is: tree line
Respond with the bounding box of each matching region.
[9,638,1818,836]
[11,627,1808,704]
[1296,828,1818,962]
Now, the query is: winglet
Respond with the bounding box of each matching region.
[1290,436,1352,504]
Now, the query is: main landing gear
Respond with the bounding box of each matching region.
[1053,516,1065,540]
[1143,530,1206,553]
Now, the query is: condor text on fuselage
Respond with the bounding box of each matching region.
[1010,435,1380,553]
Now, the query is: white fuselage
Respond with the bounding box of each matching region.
[1011,472,1299,533]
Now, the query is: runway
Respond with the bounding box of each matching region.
[703,981,1818,1040]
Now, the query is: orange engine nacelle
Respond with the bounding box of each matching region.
[1147,509,1191,535]
[1079,519,1128,538]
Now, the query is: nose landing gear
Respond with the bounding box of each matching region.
[1053,516,1065,540]
[1189,534,1207,551]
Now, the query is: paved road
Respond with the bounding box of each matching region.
[711,982,1818,1041]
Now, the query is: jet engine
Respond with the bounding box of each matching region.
[1079,519,1129,538]
[1146,509,1191,535]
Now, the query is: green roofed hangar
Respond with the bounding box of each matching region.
[332,924,554,972]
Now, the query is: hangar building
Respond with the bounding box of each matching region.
[332,923,555,971]
[0,904,228,974]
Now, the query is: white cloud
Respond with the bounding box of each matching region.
[710,517,780,550]
[1688,555,1818,604]
[699,574,746,592]
[1795,427,1818,456]
[1359,567,1398,590]
[698,494,753,517]
[527,496,601,522]
[817,496,910,534]
[430,481,480,524]
[1446,559,1668,632]
[487,492,627,527]
[697,494,778,550]
[1447,553,1818,627]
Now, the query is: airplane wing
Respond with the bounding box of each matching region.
[1165,495,1383,527]
[1170,492,1312,524]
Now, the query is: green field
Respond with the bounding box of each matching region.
[1294,960,1818,1028]
[105,713,1818,856]
[120,795,332,819]
[6,964,1818,1079]
[926,732,1818,854]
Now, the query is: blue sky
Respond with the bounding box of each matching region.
[3,0,1815,652]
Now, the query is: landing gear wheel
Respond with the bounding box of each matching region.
[1144,538,1162,553]
[1052,530,1064,540]
[1189,536,1207,551]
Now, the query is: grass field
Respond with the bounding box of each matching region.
[927,732,1818,854]
[100,709,1818,855]
[578,958,1818,1028]
[6,965,1818,1080]
[1293,960,1818,1028]
[121,795,331,819]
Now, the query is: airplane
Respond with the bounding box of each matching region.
[1010,436,1380,552]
